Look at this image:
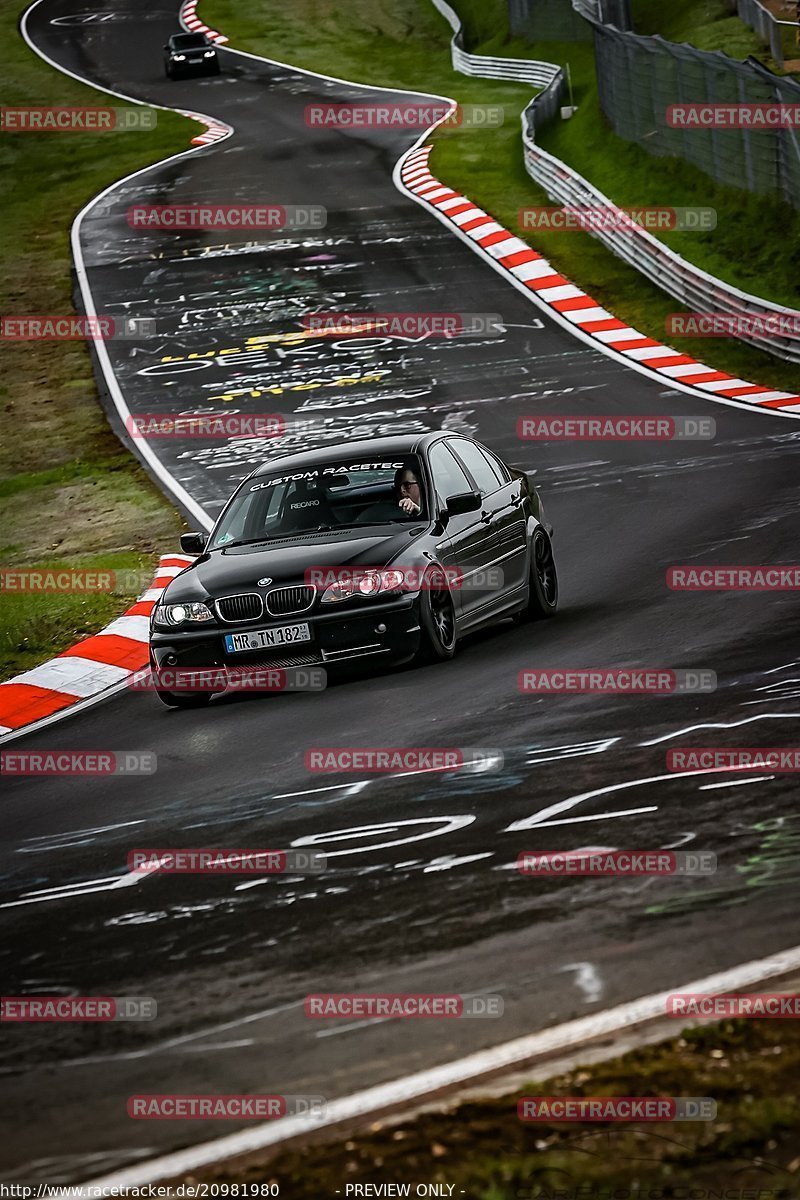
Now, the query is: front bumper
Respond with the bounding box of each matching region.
[149,593,421,676]
[167,59,218,75]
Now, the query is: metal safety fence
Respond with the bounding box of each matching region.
[591,25,800,208]
[510,0,800,209]
[737,0,799,70]
[521,121,800,360]
[420,0,800,359]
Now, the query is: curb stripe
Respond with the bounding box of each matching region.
[0,685,78,730]
[178,0,228,42]
[0,556,193,734]
[399,145,800,415]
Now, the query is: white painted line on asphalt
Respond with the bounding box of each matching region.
[699,775,775,789]
[640,710,800,746]
[20,0,226,534]
[79,943,800,1188]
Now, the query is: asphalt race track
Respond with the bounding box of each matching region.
[3,0,800,1182]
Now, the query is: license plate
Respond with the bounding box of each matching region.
[224,623,311,653]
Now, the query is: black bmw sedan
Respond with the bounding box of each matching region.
[164,32,220,78]
[149,434,557,707]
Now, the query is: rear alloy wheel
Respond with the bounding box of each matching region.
[516,528,558,621]
[416,567,457,662]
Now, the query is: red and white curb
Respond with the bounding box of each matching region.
[0,555,193,737]
[400,145,800,416]
[184,113,231,146]
[179,0,228,43]
[176,0,232,145]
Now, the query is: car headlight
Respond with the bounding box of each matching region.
[173,53,186,60]
[320,570,407,603]
[153,602,215,626]
[203,49,215,57]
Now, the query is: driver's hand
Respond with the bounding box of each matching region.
[399,497,420,514]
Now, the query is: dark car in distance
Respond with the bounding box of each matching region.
[149,434,558,707]
[164,32,220,79]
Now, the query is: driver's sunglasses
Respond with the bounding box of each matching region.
[399,479,420,491]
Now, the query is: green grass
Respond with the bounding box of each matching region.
[164,1017,800,1192]
[0,551,155,679]
[202,0,535,110]
[1,3,192,679]
[631,0,789,61]
[203,0,800,394]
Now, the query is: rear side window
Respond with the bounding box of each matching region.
[428,441,472,504]
[449,439,504,495]
[484,448,511,483]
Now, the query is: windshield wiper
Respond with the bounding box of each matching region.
[214,536,278,549]
[304,523,367,533]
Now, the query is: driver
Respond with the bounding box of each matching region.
[357,459,426,523]
[396,462,423,516]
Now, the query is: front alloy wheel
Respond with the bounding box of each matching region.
[416,567,457,661]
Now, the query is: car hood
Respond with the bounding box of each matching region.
[163,526,427,602]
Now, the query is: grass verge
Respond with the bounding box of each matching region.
[630,0,793,64]
[1,551,155,680]
[203,0,800,394]
[165,1017,800,1194]
[1,5,193,680]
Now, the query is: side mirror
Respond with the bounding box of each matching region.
[444,490,482,517]
[180,531,207,555]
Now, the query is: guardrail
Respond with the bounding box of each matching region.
[424,0,800,362]
[521,117,800,362]
[737,0,798,69]
[573,0,632,27]
[429,0,560,87]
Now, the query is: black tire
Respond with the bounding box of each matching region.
[517,528,558,621]
[155,689,212,709]
[415,567,457,662]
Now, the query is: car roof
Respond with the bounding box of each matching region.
[250,432,460,477]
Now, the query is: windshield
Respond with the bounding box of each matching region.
[171,33,209,48]
[211,456,426,548]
